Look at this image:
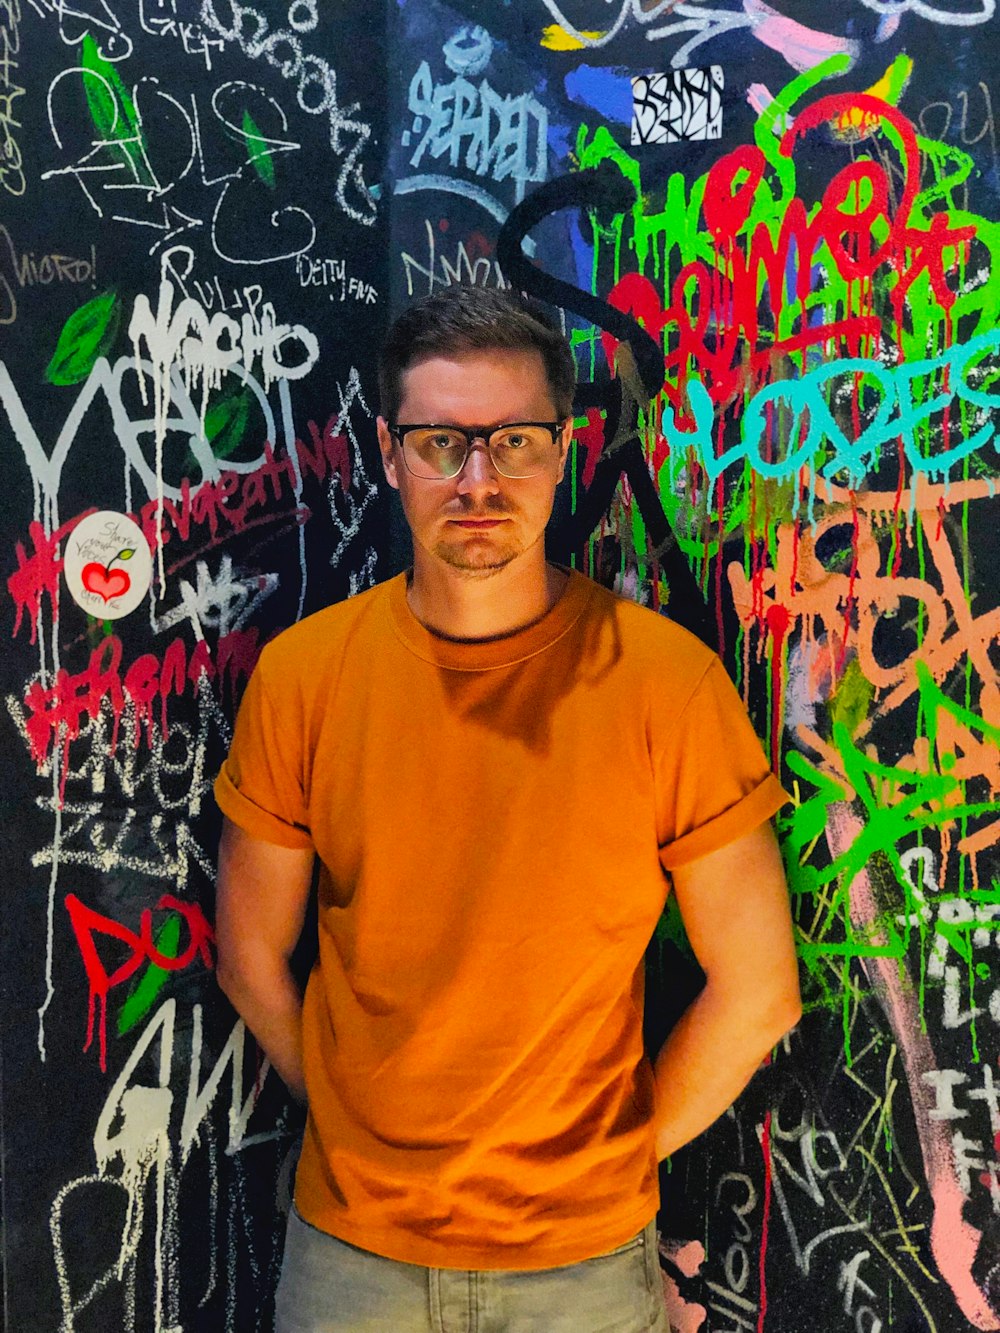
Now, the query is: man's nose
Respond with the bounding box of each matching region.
[456,440,501,494]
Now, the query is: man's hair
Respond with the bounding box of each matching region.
[378,286,577,423]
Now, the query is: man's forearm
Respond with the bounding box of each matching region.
[652,981,800,1160]
[218,959,308,1103]
[214,821,315,1103]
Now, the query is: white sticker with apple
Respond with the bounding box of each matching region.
[64,511,153,620]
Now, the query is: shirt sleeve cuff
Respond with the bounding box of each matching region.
[658,773,790,871]
[214,765,314,850]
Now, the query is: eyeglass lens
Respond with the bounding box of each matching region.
[401,426,557,479]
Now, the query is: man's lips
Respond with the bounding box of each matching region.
[449,517,509,528]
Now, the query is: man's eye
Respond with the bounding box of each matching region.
[429,434,463,449]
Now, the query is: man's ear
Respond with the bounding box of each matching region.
[555,417,573,483]
[377,417,400,491]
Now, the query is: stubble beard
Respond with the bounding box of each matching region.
[432,534,521,578]
[431,498,523,578]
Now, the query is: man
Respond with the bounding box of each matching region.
[214,286,801,1333]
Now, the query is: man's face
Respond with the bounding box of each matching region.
[377,348,570,580]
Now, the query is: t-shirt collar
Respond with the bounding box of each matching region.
[385,568,593,671]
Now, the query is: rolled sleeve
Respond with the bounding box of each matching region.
[656,658,790,872]
[214,656,314,850]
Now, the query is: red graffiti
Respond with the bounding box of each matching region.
[22,625,263,786]
[65,892,215,1072]
[6,515,92,642]
[8,416,350,642]
[136,418,350,554]
[601,96,976,418]
[575,407,610,489]
[765,601,791,773]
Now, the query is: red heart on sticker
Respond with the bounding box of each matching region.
[81,563,131,603]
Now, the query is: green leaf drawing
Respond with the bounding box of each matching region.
[45,290,122,385]
[117,914,181,1036]
[117,548,135,561]
[204,384,254,460]
[80,34,152,184]
[243,109,276,189]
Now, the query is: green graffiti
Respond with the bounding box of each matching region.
[243,109,276,189]
[117,913,181,1036]
[915,657,1000,752]
[567,58,1000,1048]
[780,656,1000,1058]
[829,658,876,739]
[203,383,255,461]
[45,290,122,385]
[571,56,1000,589]
[80,35,152,186]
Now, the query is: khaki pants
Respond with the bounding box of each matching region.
[275,1206,670,1333]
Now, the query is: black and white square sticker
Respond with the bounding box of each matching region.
[631,67,724,145]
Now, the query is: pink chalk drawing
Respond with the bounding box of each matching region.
[659,1237,707,1333]
[829,804,1000,1331]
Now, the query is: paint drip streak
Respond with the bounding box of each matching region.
[758,1108,773,1333]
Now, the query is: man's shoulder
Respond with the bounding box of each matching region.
[255,575,396,679]
[576,573,719,682]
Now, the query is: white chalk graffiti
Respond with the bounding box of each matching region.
[539,0,747,62]
[0,224,98,325]
[199,0,377,225]
[49,1000,288,1333]
[5,674,227,879]
[404,32,547,204]
[153,554,279,640]
[128,253,319,442]
[536,0,873,72]
[43,71,315,264]
[921,1066,1000,1205]
[324,365,378,580]
[4,327,299,1060]
[0,0,26,197]
[898,848,1000,1032]
[857,0,994,23]
[540,0,994,67]
[138,0,226,70]
[294,254,379,304]
[0,352,290,532]
[401,219,507,297]
[28,0,133,60]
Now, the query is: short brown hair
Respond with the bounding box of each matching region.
[378,287,577,423]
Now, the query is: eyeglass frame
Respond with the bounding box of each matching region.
[386,420,569,480]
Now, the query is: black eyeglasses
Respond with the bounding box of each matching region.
[388,422,566,480]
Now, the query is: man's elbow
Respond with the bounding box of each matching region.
[214,937,260,1008]
[215,953,242,1007]
[215,936,291,1009]
[759,979,802,1047]
[774,993,803,1042]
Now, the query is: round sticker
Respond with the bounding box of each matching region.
[64,511,153,620]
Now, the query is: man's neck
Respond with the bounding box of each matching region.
[406,554,569,641]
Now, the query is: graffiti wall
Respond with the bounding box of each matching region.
[3,1,1000,1330]
[0,2,388,1329]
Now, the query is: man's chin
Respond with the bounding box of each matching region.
[432,540,520,577]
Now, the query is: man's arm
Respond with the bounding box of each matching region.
[215,817,315,1102]
[652,820,801,1160]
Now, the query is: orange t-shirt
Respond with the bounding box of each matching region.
[215,570,787,1270]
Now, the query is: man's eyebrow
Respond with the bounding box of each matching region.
[395,418,560,429]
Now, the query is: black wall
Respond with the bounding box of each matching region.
[4,3,1000,1330]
